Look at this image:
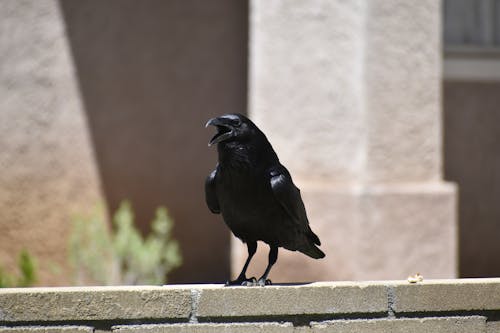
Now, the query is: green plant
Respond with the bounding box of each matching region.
[0,249,37,288]
[69,201,182,285]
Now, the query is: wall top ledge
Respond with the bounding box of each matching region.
[0,278,499,324]
[2,277,499,293]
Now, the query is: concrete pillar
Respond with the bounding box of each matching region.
[238,0,457,281]
[0,0,104,285]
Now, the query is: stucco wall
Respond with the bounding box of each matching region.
[243,0,456,282]
[0,0,248,284]
[58,0,248,283]
[0,0,104,285]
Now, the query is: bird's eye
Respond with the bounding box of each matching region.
[232,119,242,127]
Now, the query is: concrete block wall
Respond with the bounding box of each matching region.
[0,279,499,332]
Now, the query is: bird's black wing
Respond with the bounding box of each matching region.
[269,165,320,245]
[205,168,220,214]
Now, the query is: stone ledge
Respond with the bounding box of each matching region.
[310,316,487,333]
[113,323,293,333]
[390,278,500,313]
[0,318,492,333]
[196,281,387,319]
[111,317,487,333]
[0,279,498,330]
[0,286,191,322]
[0,328,93,333]
[487,321,500,333]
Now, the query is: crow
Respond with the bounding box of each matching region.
[205,113,325,286]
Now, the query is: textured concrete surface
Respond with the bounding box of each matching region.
[487,321,500,333]
[353,184,456,280]
[249,0,366,182]
[113,323,293,333]
[245,0,457,282]
[1,0,250,286]
[0,0,104,285]
[392,278,500,313]
[249,0,442,183]
[0,286,191,321]
[364,0,442,183]
[311,317,487,333]
[0,328,92,333]
[59,0,249,283]
[0,280,499,332]
[112,317,489,333]
[197,282,387,319]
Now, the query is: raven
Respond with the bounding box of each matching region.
[205,113,325,286]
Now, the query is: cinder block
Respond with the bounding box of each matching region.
[487,321,500,333]
[311,316,486,333]
[112,323,294,333]
[196,282,387,319]
[0,286,191,322]
[0,327,93,333]
[391,278,500,313]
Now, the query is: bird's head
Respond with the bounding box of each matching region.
[205,113,258,146]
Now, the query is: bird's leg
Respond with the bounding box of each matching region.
[225,241,257,286]
[257,245,278,286]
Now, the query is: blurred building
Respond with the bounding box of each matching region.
[443,0,500,278]
[0,0,498,285]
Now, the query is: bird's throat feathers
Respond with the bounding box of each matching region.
[217,142,255,170]
[217,138,278,171]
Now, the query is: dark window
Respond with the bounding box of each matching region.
[444,0,500,48]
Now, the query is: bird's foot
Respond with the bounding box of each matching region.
[257,278,272,287]
[242,278,259,287]
[225,277,257,287]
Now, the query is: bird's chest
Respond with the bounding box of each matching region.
[215,168,278,226]
[216,169,268,209]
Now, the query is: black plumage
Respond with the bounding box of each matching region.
[205,113,325,286]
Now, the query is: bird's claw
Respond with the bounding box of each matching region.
[257,278,272,287]
[225,277,257,287]
[241,277,271,287]
[224,276,269,287]
[241,277,258,287]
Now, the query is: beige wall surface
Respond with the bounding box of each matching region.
[244,0,457,282]
[3,0,497,285]
[0,0,248,285]
[0,0,104,285]
[59,0,248,283]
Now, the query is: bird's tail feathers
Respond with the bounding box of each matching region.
[300,244,325,259]
[309,232,321,246]
[306,227,321,246]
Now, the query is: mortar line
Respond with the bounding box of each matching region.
[387,285,396,318]
[189,288,201,324]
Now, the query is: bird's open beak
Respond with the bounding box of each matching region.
[206,117,234,146]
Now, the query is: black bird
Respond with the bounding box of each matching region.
[205,113,325,286]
